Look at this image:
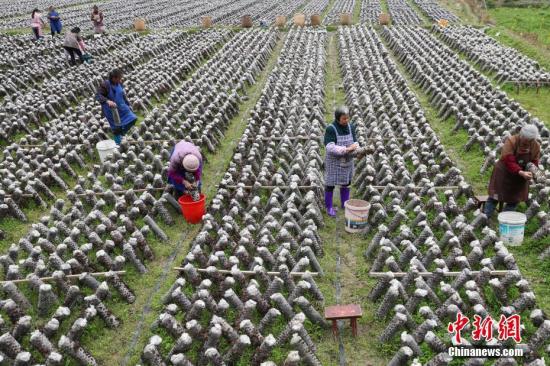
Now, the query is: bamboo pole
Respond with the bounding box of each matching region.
[12,135,428,150]
[368,270,517,278]
[2,193,34,199]
[72,187,168,197]
[14,139,199,149]
[0,270,126,285]
[368,185,459,190]
[3,184,460,199]
[2,187,169,200]
[502,79,550,84]
[222,185,319,190]
[173,267,320,277]
[221,184,458,190]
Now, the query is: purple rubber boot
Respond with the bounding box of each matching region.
[324,190,336,217]
[340,186,350,209]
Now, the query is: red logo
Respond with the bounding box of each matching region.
[448,313,521,344]
[498,314,522,343]
[448,312,470,344]
[472,314,493,341]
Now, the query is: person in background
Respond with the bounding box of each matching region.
[324,106,361,217]
[95,69,137,144]
[47,6,62,37]
[167,141,203,200]
[63,27,84,66]
[31,9,45,40]
[485,124,541,218]
[91,5,105,34]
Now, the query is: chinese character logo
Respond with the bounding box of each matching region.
[448,312,469,344]
[448,313,521,344]
[498,314,522,343]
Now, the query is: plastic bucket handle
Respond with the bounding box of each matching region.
[345,207,370,219]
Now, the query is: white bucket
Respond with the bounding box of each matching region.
[96,139,118,164]
[344,199,370,233]
[497,211,527,246]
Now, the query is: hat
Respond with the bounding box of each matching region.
[182,154,200,172]
[519,124,539,140]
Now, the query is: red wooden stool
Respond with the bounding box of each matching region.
[324,304,363,337]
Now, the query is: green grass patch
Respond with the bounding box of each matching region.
[489,6,550,47]
[500,84,550,128]
[352,0,363,23]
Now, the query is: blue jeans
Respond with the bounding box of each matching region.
[112,119,136,145]
[483,197,518,218]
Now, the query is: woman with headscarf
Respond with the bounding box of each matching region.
[324,106,367,217]
[485,124,541,218]
[30,9,45,40]
[167,141,203,200]
[47,6,62,37]
[95,68,137,144]
[63,27,84,66]
[91,5,105,34]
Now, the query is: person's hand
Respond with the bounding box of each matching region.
[183,180,193,190]
[346,143,359,152]
[107,100,116,108]
[519,171,533,180]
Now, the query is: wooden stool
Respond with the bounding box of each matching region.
[324,304,362,337]
[474,195,489,210]
[474,195,503,212]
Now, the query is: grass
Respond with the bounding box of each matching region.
[437,0,485,25]
[500,84,550,127]
[489,6,550,47]
[352,0,363,23]
[1,27,30,35]
[112,33,288,366]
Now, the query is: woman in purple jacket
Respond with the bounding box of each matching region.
[167,141,203,200]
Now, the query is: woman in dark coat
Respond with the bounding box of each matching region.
[485,124,541,218]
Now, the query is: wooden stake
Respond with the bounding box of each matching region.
[368,270,517,278]
[0,270,126,285]
[173,267,320,277]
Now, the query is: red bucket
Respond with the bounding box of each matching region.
[178,194,206,224]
